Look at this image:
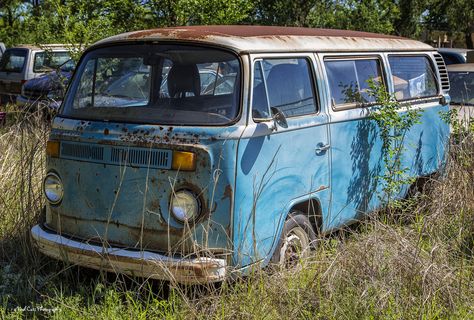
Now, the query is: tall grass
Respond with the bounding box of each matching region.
[0,109,473,319]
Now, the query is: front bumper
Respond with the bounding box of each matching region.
[31,224,226,284]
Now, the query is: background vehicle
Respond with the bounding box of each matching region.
[17,59,75,111]
[0,44,71,104]
[0,42,5,60]
[447,63,474,123]
[438,48,474,65]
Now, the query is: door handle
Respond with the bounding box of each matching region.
[315,143,330,155]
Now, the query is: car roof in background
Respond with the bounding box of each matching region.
[93,25,434,53]
[447,63,474,72]
[8,44,72,51]
[438,48,472,54]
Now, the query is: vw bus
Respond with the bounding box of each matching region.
[31,26,450,283]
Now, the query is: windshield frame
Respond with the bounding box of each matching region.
[59,42,243,127]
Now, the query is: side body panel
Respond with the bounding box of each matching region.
[232,53,331,267]
[319,52,450,231]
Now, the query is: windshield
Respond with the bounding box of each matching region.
[0,49,27,73]
[449,71,474,106]
[59,59,76,73]
[34,51,71,73]
[62,44,241,125]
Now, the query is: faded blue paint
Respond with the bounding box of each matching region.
[233,116,331,267]
[326,104,449,231]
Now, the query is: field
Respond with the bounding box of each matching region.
[0,109,473,319]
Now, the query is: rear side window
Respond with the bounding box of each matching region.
[252,58,317,119]
[325,58,383,108]
[388,56,438,101]
[0,49,27,73]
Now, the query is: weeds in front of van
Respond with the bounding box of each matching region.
[367,79,423,210]
[1,107,474,318]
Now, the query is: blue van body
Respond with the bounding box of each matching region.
[31,26,450,283]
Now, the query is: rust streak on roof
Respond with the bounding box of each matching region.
[93,25,433,53]
[125,25,404,40]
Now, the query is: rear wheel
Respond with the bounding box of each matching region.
[271,212,316,268]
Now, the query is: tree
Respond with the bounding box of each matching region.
[393,0,428,38]
[253,0,322,26]
[425,0,474,48]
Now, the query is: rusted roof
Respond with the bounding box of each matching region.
[93,25,434,53]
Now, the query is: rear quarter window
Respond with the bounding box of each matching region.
[325,58,383,109]
[388,55,438,101]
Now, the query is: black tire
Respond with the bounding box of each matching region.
[271,212,317,268]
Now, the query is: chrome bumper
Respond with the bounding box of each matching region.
[31,224,226,284]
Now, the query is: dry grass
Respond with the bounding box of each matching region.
[0,109,473,319]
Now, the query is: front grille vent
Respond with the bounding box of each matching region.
[59,142,172,169]
[434,53,450,92]
[61,142,104,161]
[110,147,171,169]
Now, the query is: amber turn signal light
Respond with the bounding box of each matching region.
[46,140,60,158]
[172,151,196,171]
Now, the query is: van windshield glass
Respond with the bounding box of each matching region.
[62,44,241,125]
[0,49,27,73]
[33,51,71,73]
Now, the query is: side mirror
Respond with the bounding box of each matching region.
[271,107,288,129]
[440,94,450,106]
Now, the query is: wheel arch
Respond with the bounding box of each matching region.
[264,195,324,266]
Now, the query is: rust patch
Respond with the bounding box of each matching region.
[148,199,160,212]
[221,184,232,200]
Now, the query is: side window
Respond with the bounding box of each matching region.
[388,56,438,101]
[325,58,383,108]
[252,58,317,120]
[252,61,270,119]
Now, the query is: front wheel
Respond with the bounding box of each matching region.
[271,212,316,268]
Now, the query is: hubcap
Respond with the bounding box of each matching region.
[279,226,310,268]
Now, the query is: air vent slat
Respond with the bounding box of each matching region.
[61,142,104,161]
[434,53,450,92]
[110,147,171,169]
[60,142,172,169]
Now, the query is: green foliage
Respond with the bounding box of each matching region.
[425,0,474,48]
[0,0,464,52]
[367,79,423,206]
[327,0,400,34]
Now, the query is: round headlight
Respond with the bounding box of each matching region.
[43,173,63,204]
[170,190,200,223]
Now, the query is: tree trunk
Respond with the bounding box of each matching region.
[466,32,473,49]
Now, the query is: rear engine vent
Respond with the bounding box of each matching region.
[110,147,172,169]
[61,142,104,161]
[434,53,450,92]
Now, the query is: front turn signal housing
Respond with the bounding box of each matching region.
[172,151,196,171]
[46,140,60,158]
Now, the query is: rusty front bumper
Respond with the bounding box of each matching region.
[31,224,226,284]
